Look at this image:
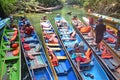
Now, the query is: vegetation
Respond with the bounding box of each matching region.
[66,0,120,18]
[0,0,62,18]
[0,0,17,17]
[0,0,120,18]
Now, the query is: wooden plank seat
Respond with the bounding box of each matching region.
[58,27,68,29]
[30,63,47,69]
[60,32,70,35]
[26,48,41,55]
[42,27,52,30]
[88,42,97,46]
[30,56,47,69]
[82,33,88,35]
[109,59,120,68]
[57,56,67,60]
[6,32,14,36]
[59,29,68,32]
[61,38,76,41]
[46,31,54,34]
[46,43,60,46]
[84,36,93,40]
[103,59,115,71]
[49,47,61,51]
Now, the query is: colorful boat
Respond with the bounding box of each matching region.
[40,19,80,80]
[0,17,21,80]
[82,17,120,57]
[55,15,110,80]
[73,16,120,79]
[0,18,10,37]
[88,13,120,24]
[19,17,54,80]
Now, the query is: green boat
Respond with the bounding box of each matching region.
[0,17,21,80]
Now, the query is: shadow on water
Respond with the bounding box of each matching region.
[21,50,31,80]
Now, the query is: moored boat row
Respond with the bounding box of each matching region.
[72,16,120,79]
[55,14,110,80]
[1,14,119,80]
[82,17,120,57]
[18,17,54,80]
[40,18,79,80]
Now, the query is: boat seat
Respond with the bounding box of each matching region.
[80,60,94,67]
[59,29,68,32]
[109,59,119,67]
[30,57,47,69]
[46,31,54,34]
[103,59,115,71]
[49,48,61,51]
[6,50,13,57]
[57,56,67,60]
[55,63,71,76]
[58,27,68,29]
[42,27,52,30]
[62,38,76,41]
[60,33,70,35]
[84,36,93,40]
[26,48,41,55]
[30,63,47,69]
[82,33,88,35]
[6,32,14,36]
[46,43,60,46]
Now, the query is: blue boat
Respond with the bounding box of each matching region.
[40,19,80,80]
[81,16,120,79]
[0,18,10,30]
[55,15,110,80]
[0,18,10,37]
[19,18,54,80]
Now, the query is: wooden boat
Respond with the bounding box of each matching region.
[19,17,54,80]
[72,16,120,79]
[88,13,120,24]
[0,17,21,80]
[55,15,110,80]
[40,19,80,80]
[82,17,120,57]
[0,18,10,37]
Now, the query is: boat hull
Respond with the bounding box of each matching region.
[19,18,54,80]
[0,18,21,80]
[40,19,79,80]
[73,16,119,79]
[55,16,110,80]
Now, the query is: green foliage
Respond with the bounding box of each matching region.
[0,0,17,16]
[37,0,61,7]
[83,1,90,9]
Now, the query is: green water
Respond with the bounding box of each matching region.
[26,5,86,39]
